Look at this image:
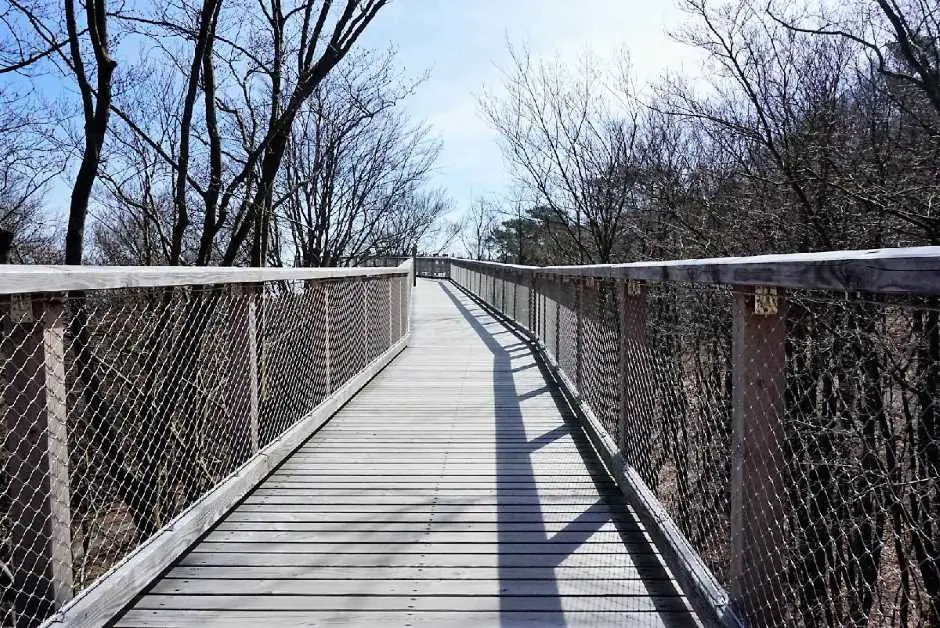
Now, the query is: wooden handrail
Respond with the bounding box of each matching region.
[0,260,412,295]
[448,246,940,295]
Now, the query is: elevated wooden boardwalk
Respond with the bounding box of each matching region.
[115,279,696,627]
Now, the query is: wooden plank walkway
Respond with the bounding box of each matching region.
[115,279,698,627]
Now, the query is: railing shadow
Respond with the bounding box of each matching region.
[438,280,695,627]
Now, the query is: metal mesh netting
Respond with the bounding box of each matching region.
[451,261,940,627]
[0,271,408,627]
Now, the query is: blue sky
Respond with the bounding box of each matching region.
[358,1,702,218]
[25,1,703,243]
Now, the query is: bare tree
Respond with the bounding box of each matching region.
[481,47,647,264]
[273,49,443,267]
[459,198,498,260]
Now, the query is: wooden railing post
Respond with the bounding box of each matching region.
[411,246,417,287]
[1,294,73,623]
[730,286,787,624]
[324,284,332,393]
[575,278,583,390]
[618,280,648,461]
[246,288,260,453]
[529,274,537,335]
[554,280,561,362]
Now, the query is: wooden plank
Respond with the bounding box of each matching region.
[0,263,411,295]
[226,508,618,519]
[178,551,671,569]
[451,246,940,295]
[148,578,680,597]
[115,609,686,627]
[242,495,609,505]
[261,480,603,488]
[133,594,690,613]
[201,530,640,544]
[164,565,658,581]
[214,521,621,532]
[190,542,657,555]
[232,503,617,514]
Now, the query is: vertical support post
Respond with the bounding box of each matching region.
[388,276,394,346]
[362,278,370,363]
[730,286,787,624]
[529,274,537,336]
[554,279,561,362]
[324,283,332,393]
[618,279,648,461]
[1,294,73,623]
[401,276,407,338]
[411,245,417,287]
[246,287,260,453]
[575,278,583,390]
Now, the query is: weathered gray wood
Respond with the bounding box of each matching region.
[451,246,940,295]
[1,295,73,623]
[133,593,688,612]
[164,565,653,580]
[226,505,616,517]
[147,578,676,597]
[115,609,689,627]
[246,288,260,453]
[213,521,621,532]
[0,262,411,295]
[202,530,638,544]
[179,550,671,569]
[729,288,788,624]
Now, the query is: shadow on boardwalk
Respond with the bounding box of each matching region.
[438,280,695,628]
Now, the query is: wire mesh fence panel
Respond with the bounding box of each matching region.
[449,257,940,628]
[557,284,579,389]
[0,268,408,627]
[257,281,331,447]
[325,280,367,392]
[578,280,621,439]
